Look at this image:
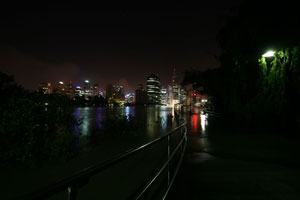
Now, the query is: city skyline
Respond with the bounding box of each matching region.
[0,2,241,92]
[37,70,176,94]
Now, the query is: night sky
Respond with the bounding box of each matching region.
[0,1,241,92]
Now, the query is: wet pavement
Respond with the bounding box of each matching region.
[167,113,300,200]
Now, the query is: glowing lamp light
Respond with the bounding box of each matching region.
[262,50,275,58]
[85,80,90,83]
[59,81,64,84]
[76,86,81,89]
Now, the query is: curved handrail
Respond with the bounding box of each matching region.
[17,118,187,200]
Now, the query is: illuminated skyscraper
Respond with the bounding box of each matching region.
[161,86,167,105]
[147,74,161,105]
[172,68,179,104]
[83,80,92,96]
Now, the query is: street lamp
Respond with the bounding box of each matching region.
[262,50,275,58]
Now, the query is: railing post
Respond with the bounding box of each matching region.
[67,186,78,200]
[167,134,170,186]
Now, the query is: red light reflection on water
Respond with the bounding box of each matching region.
[191,114,198,133]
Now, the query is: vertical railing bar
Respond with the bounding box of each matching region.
[162,126,187,200]
[67,185,79,200]
[167,134,170,186]
[133,127,186,199]
[67,187,71,200]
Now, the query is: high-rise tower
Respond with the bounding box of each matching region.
[147,74,161,104]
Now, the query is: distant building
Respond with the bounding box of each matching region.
[105,84,124,103]
[161,86,167,105]
[115,85,124,101]
[102,90,107,99]
[172,69,179,105]
[179,88,187,104]
[75,86,84,96]
[38,82,53,94]
[167,85,173,105]
[84,80,92,96]
[93,84,99,96]
[135,83,147,105]
[106,84,115,101]
[125,92,135,104]
[147,74,161,104]
[65,81,75,97]
[55,81,66,94]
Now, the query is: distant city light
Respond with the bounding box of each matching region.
[59,81,64,84]
[85,80,89,83]
[262,50,275,58]
[76,86,81,89]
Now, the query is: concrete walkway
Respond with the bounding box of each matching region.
[167,114,300,200]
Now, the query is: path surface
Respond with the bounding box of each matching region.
[167,113,300,200]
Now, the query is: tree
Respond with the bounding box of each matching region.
[0,72,80,167]
[216,1,300,128]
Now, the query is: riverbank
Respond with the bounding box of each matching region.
[0,106,177,199]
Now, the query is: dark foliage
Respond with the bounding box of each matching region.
[0,72,80,167]
[183,1,300,130]
[216,1,300,128]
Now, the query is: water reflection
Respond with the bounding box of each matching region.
[97,107,102,129]
[124,106,135,118]
[191,115,198,133]
[145,106,174,139]
[190,112,208,134]
[74,108,80,137]
[74,106,174,141]
[200,113,208,134]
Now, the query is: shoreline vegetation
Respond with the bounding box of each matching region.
[0,72,157,167]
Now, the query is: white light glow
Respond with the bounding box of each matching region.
[85,80,89,83]
[262,50,275,58]
[59,81,64,84]
[200,113,207,132]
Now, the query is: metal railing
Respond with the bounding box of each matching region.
[17,110,187,200]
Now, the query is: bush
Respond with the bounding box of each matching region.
[0,72,80,167]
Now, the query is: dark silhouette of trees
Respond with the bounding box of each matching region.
[0,72,80,167]
[183,1,300,129]
[216,1,300,128]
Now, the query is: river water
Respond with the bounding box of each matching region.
[73,105,177,143]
